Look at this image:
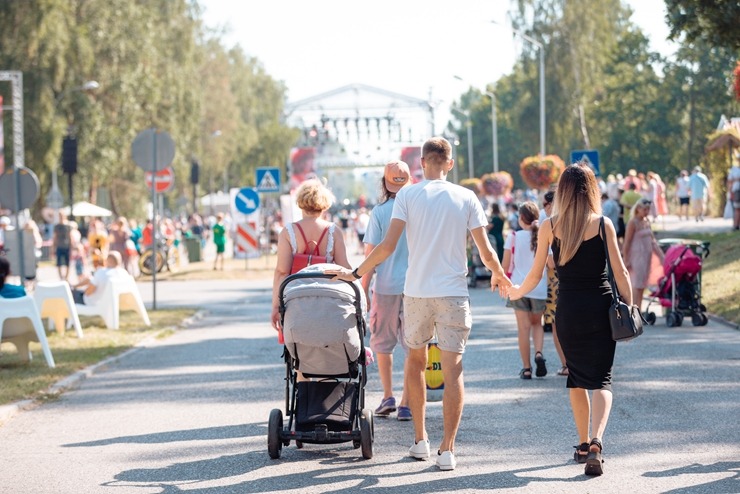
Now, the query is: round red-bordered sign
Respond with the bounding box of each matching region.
[145,166,175,193]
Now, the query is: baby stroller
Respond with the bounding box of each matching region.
[644,241,709,327]
[268,264,374,460]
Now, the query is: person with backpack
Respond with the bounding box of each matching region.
[270,179,350,333]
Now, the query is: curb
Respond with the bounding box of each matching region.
[708,312,740,330]
[0,309,207,426]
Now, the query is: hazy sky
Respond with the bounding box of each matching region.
[200,0,677,132]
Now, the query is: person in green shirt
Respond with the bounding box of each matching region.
[212,213,226,270]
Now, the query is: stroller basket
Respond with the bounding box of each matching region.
[296,381,358,433]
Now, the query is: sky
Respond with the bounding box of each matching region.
[200,0,678,135]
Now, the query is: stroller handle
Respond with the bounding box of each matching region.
[278,272,364,318]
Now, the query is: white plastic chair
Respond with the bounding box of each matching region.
[0,296,56,367]
[75,275,151,330]
[33,281,83,338]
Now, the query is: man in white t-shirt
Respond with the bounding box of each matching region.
[327,137,511,471]
[675,170,691,220]
[72,251,129,305]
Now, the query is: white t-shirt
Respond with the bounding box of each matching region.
[729,165,740,192]
[676,176,690,199]
[392,179,487,298]
[504,230,547,300]
[363,198,408,295]
[83,267,128,305]
[355,212,370,235]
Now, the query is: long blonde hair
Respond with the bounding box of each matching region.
[551,164,602,265]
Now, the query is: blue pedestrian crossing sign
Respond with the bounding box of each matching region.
[235,187,260,214]
[256,167,281,192]
[570,149,600,176]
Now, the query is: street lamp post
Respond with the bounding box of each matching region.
[207,130,222,214]
[516,30,545,157]
[487,89,499,173]
[451,107,474,179]
[493,22,545,157]
[454,75,499,173]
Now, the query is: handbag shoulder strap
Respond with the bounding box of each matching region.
[599,217,619,304]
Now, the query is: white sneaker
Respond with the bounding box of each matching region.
[436,450,456,471]
[409,439,430,460]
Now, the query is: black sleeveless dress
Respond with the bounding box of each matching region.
[552,234,616,391]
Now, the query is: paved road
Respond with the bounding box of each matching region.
[1,268,739,493]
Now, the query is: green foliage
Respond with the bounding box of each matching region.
[0,0,295,220]
[666,0,740,51]
[448,0,740,191]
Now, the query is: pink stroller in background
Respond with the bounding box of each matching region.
[644,241,709,327]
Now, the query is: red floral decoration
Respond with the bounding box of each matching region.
[519,154,565,190]
[481,172,513,196]
[734,60,740,101]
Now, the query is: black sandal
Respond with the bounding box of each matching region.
[584,437,604,476]
[534,352,547,377]
[573,442,589,463]
[519,368,532,380]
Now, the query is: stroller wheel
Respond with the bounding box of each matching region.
[676,313,684,327]
[699,303,707,313]
[645,312,657,326]
[666,312,679,328]
[267,409,283,459]
[360,408,374,459]
[692,312,709,326]
[295,440,304,449]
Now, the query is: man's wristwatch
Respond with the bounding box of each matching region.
[351,268,362,279]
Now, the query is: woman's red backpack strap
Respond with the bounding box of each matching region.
[313,226,330,255]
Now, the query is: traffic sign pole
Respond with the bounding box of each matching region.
[151,132,158,309]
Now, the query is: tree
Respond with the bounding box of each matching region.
[665,0,740,51]
[0,0,297,220]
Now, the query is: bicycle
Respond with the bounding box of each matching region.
[138,239,180,276]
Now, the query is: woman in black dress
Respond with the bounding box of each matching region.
[509,164,632,476]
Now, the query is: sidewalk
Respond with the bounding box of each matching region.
[651,213,733,235]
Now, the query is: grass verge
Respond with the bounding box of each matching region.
[655,230,740,326]
[0,308,197,406]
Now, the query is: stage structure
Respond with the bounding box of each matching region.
[284,84,435,204]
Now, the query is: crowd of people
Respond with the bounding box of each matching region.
[268,139,740,475]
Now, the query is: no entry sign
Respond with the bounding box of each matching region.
[145,166,175,193]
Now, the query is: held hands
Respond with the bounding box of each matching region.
[508,284,523,301]
[490,273,513,299]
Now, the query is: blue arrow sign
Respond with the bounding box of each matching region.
[256,167,281,192]
[570,149,600,176]
[235,187,260,215]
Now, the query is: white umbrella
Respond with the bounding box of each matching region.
[62,201,112,217]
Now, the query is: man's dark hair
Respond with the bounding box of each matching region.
[422,137,451,166]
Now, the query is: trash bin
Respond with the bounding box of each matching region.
[184,236,201,263]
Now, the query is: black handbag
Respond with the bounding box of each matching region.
[600,217,645,342]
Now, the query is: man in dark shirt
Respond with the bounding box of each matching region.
[52,212,72,281]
